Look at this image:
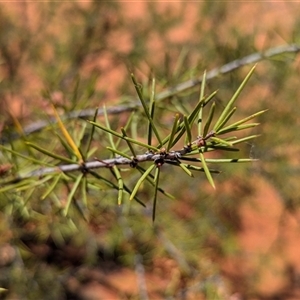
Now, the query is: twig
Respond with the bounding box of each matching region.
[1,130,257,185]
[1,44,299,143]
[1,105,137,143]
[156,44,300,100]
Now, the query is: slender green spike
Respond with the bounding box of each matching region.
[214,107,237,133]
[88,121,159,152]
[198,103,204,137]
[203,90,218,106]
[204,158,258,163]
[136,165,175,199]
[103,105,116,151]
[115,112,135,149]
[198,71,207,135]
[199,151,215,189]
[112,165,124,206]
[106,146,132,160]
[57,126,85,161]
[221,109,267,132]
[168,92,212,148]
[131,73,162,145]
[0,181,29,193]
[130,164,155,200]
[214,65,256,131]
[0,145,53,166]
[217,123,260,135]
[184,164,220,173]
[102,109,124,205]
[158,90,217,149]
[148,77,156,146]
[152,167,160,222]
[203,102,216,137]
[81,175,88,207]
[25,142,75,164]
[77,121,87,151]
[231,134,260,145]
[200,71,207,102]
[188,91,217,126]
[54,131,74,157]
[210,137,233,147]
[206,146,239,152]
[184,115,192,145]
[64,173,84,216]
[16,176,52,192]
[121,127,136,157]
[175,91,217,146]
[41,173,63,200]
[178,163,193,177]
[52,104,83,163]
[90,169,146,207]
[86,107,99,157]
[88,121,121,137]
[167,114,180,151]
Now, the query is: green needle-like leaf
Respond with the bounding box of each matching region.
[184,115,192,145]
[188,91,217,126]
[210,136,233,147]
[199,151,215,189]
[81,175,88,208]
[158,90,217,149]
[88,120,159,152]
[90,170,146,207]
[214,65,256,131]
[85,107,99,157]
[41,173,63,200]
[167,114,180,151]
[0,145,53,166]
[152,166,160,222]
[131,73,162,145]
[26,142,75,164]
[198,70,207,136]
[103,105,116,151]
[54,131,74,157]
[136,165,175,199]
[217,109,267,134]
[52,104,83,163]
[178,162,193,177]
[231,134,260,145]
[103,106,125,205]
[217,123,260,135]
[148,77,156,146]
[115,112,135,149]
[214,107,237,133]
[204,158,258,163]
[130,164,155,200]
[121,127,136,157]
[184,164,220,173]
[106,147,132,160]
[203,102,216,137]
[112,165,124,206]
[64,173,84,216]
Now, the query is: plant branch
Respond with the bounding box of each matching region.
[1,141,256,186]
[1,44,298,143]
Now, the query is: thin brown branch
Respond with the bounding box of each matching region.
[1,44,299,144]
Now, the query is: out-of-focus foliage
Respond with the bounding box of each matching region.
[0,1,300,299]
